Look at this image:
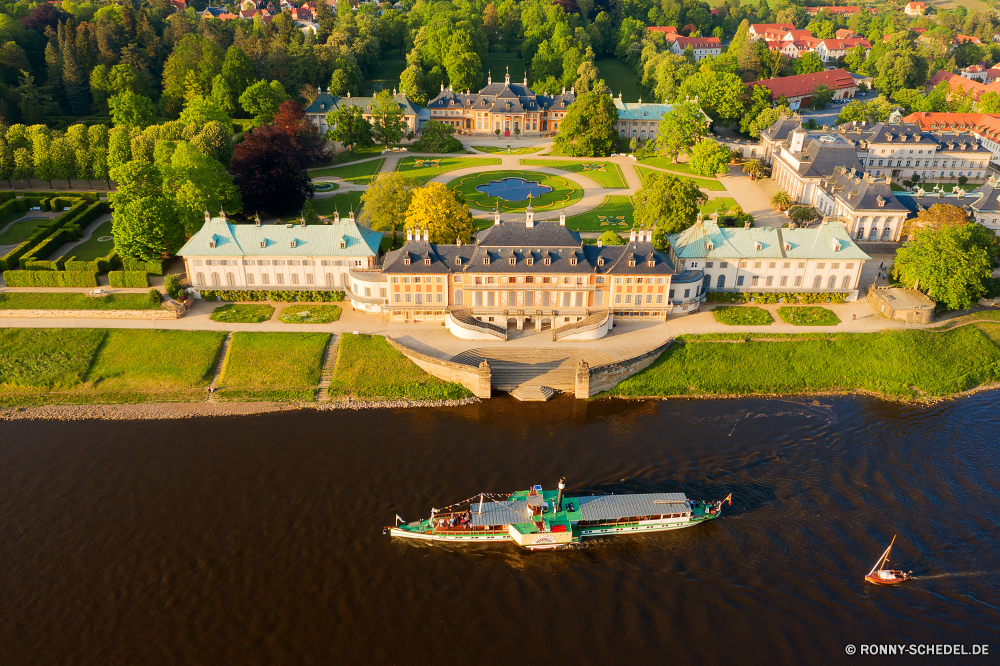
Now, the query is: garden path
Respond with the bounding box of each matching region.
[47,214,113,259]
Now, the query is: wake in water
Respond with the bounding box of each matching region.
[912,571,1000,580]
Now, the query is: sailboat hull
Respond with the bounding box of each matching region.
[865,571,910,585]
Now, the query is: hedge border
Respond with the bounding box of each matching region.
[705,292,849,305]
[108,271,151,288]
[2,270,99,287]
[200,289,346,303]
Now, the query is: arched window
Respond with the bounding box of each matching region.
[454,289,463,305]
[882,227,892,241]
[211,272,220,286]
[620,130,625,138]
[828,275,836,289]
[842,275,851,289]
[326,273,335,286]
[716,274,725,289]
[813,275,822,289]
[640,131,646,140]
[226,272,235,286]
[856,227,864,240]
[703,274,712,293]
[869,227,878,240]
[196,272,205,285]
[631,130,637,138]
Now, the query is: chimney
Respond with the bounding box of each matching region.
[525,205,534,228]
[406,228,413,241]
[300,216,306,227]
[630,228,636,242]
[423,228,429,242]
[220,209,227,223]
[598,239,603,247]
[555,477,566,512]
[349,209,355,222]
[204,209,211,223]
[456,238,462,246]
[333,210,340,223]
[789,129,806,153]
[559,210,566,226]
[254,215,261,227]
[744,221,751,229]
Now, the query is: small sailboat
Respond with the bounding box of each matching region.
[864,535,912,585]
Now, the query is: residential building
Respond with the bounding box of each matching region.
[813,167,910,241]
[855,122,990,183]
[746,69,859,110]
[904,1,925,15]
[423,70,576,136]
[960,64,988,81]
[670,36,722,60]
[749,23,795,41]
[179,210,382,293]
[771,128,866,205]
[814,38,871,63]
[902,111,1000,165]
[766,38,820,58]
[968,176,1000,233]
[647,25,679,37]
[304,89,423,135]
[954,34,983,46]
[759,114,804,165]
[836,29,859,39]
[924,70,1000,101]
[667,218,870,295]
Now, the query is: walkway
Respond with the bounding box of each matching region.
[451,347,614,391]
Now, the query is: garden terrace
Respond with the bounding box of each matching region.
[0,292,163,310]
[519,159,628,188]
[634,166,726,191]
[310,159,386,185]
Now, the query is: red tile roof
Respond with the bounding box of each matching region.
[647,25,679,34]
[902,111,1000,141]
[673,36,722,49]
[747,69,857,100]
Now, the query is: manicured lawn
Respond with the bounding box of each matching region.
[777,306,841,326]
[64,217,114,261]
[595,58,643,102]
[320,145,387,166]
[482,52,525,86]
[210,303,274,323]
[396,156,501,184]
[565,195,634,232]
[448,169,584,212]
[605,323,1000,399]
[310,158,385,184]
[712,306,774,326]
[327,333,472,401]
[313,181,339,193]
[217,332,330,401]
[0,292,162,310]
[280,303,342,323]
[366,55,406,95]
[473,145,543,154]
[313,192,364,217]
[0,217,50,246]
[919,182,979,192]
[700,197,739,216]
[638,156,719,179]
[634,165,726,191]
[520,159,627,188]
[0,328,105,391]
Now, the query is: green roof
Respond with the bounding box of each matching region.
[668,219,870,261]
[178,215,382,258]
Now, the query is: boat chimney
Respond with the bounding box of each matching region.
[556,477,566,512]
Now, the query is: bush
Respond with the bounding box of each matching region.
[712,306,775,326]
[123,257,165,275]
[412,121,464,153]
[777,306,841,326]
[706,291,849,304]
[108,271,151,288]
[199,289,345,302]
[148,288,162,305]
[2,270,99,287]
[210,303,275,323]
[164,274,183,300]
[65,251,117,274]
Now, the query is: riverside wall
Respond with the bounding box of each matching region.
[386,337,492,398]
[576,340,673,398]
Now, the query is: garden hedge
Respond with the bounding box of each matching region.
[123,257,164,275]
[17,200,90,269]
[2,270,99,287]
[108,271,151,288]
[705,292,849,304]
[200,289,346,302]
[0,191,14,203]
[0,200,77,271]
[64,250,117,274]
[18,191,99,204]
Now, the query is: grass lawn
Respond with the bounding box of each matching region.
[366,56,406,95]
[279,304,342,323]
[635,165,726,191]
[318,145,387,166]
[0,328,105,396]
[473,145,543,155]
[520,159,627,188]
[638,156,720,179]
[0,217,50,246]
[605,323,1000,399]
[210,304,274,323]
[217,332,330,402]
[919,182,979,192]
[63,217,114,261]
[565,195,634,232]
[595,58,642,102]
[448,170,584,212]
[700,197,739,216]
[313,182,339,193]
[777,306,841,326]
[313,192,364,218]
[0,292,162,310]
[396,156,501,184]
[327,333,472,401]
[482,53,525,86]
[712,306,774,326]
[310,158,385,184]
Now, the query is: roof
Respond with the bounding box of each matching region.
[304,91,421,116]
[178,214,382,258]
[819,167,909,213]
[761,115,802,142]
[969,178,1000,212]
[647,25,678,35]
[668,219,871,261]
[612,99,674,120]
[424,76,576,115]
[750,23,794,34]
[672,36,721,49]
[817,38,870,50]
[901,111,1000,141]
[573,493,689,522]
[747,69,857,100]
[786,137,864,179]
[469,499,530,527]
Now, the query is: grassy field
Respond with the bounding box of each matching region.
[0,292,161,310]
[62,217,113,261]
[210,304,274,323]
[595,58,643,102]
[327,333,472,401]
[712,306,774,326]
[313,192,364,218]
[700,197,739,216]
[520,159,627,188]
[482,52,525,87]
[449,170,584,212]
[605,323,1000,399]
[280,304,342,323]
[321,145,388,166]
[777,306,841,326]
[473,145,543,155]
[565,195,634,232]
[310,158,385,184]
[396,156,501,184]
[0,217,50,246]
[635,165,726,191]
[366,56,406,95]
[313,182,339,193]
[217,332,330,402]
[638,156,720,179]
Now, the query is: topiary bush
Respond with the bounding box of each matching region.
[2,270,99,287]
[148,288,162,305]
[199,289,345,302]
[164,274,183,300]
[108,271,151,288]
[123,257,165,275]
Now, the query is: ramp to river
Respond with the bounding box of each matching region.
[450,348,615,392]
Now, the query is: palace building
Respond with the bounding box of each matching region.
[304,89,424,136]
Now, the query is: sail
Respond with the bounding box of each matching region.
[868,536,896,575]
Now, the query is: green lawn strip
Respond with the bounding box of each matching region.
[0,292,162,310]
[448,169,584,212]
[565,195,634,232]
[63,218,114,261]
[395,156,501,184]
[210,304,275,323]
[279,304,342,323]
[777,306,841,326]
[472,145,543,155]
[519,159,627,188]
[313,192,364,217]
[327,333,472,401]
[317,145,388,166]
[712,306,775,326]
[0,329,106,402]
[929,310,1000,331]
[638,156,718,179]
[217,331,329,401]
[0,217,51,246]
[634,165,726,191]
[310,158,385,184]
[595,58,643,102]
[700,197,739,216]
[605,324,1000,399]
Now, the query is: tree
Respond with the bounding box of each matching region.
[688,139,732,176]
[809,85,834,111]
[901,204,971,237]
[108,91,155,129]
[13,148,32,184]
[789,206,816,225]
[50,137,76,186]
[656,101,709,162]
[360,172,420,245]
[239,80,288,127]
[370,90,406,149]
[979,91,1000,114]
[771,190,792,211]
[742,158,765,180]
[112,195,186,261]
[403,182,474,244]
[326,105,374,153]
[179,96,232,133]
[553,91,618,157]
[747,105,792,139]
[272,101,328,164]
[634,171,708,236]
[0,139,12,187]
[794,52,824,75]
[740,85,775,136]
[598,230,625,245]
[411,121,463,153]
[677,71,747,125]
[302,200,319,225]
[893,223,998,310]
[16,71,55,124]
[191,121,234,166]
[219,45,256,114]
[444,31,483,92]
[230,126,312,216]
[159,141,242,235]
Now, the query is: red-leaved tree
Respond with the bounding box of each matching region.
[230,125,313,216]
[272,100,329,165]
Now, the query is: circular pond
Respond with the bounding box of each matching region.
[449,170,584,212]
[475,177,552,201]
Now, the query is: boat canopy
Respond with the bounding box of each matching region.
[574,493,689,521]
[470,500,530,527]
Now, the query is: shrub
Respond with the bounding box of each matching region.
[148,288,162,305]
[210,303,275,323]
[108,271,151,288]
[777,306,841,326]
[199,289,345,302]
[706,291,849,304]
[712,306,775,326]
[65,251,117,274]
[2,270,99,287]
[164,274,183,300]
[123,257,165,275]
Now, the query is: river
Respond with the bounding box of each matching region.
[1,394,998,665]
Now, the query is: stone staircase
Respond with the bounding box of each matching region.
[207,332,233,402]
[510,385,556,402]
[315,334,340,402]
[448,310,507,340]
[451,348,614,393]
[551,311,611,341]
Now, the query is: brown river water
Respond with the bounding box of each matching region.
[1,394,998,665]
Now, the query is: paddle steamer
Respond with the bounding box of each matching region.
[387,478,729,551]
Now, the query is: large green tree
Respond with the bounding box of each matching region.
[158,141,242,235]
[677,71,747,126]
[370,89,406,148]
[112,195,186,261]
[688,139,732,176]
[360,172,420,245]
[326,105,373,153]
[553,90,618,157]
[108,90,155,129]
[634,171,708,241]
[239,80,288,127]
[656,101,709,162]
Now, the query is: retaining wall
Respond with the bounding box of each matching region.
[576,339,673,398]
[386,337,492,398]
[0,308,182,320]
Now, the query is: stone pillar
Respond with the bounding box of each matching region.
[535,318,542,331]
[575,360,590,399]
[516,318,524,331]
[477,360,492,399]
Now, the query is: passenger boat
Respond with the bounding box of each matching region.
[864,535,912,585]
[386,478,730,551]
